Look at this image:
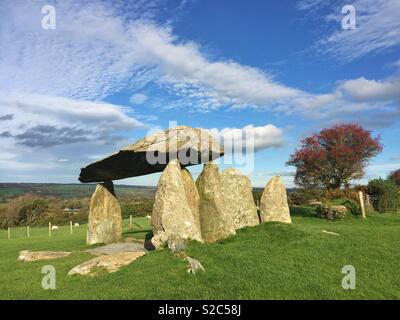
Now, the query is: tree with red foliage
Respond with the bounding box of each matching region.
[287,124,383,189]
[388,169,400,186]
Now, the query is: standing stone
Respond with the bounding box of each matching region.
[87,181,122,245]
[259,176,291,224]
[196,162,236,243]
[151,160,202,247]
[181,168,201,228]
[220,168,259,229]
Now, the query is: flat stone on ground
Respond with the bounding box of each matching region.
[86,242,147,255]
[68,252,145,276]
[18,250,71,262]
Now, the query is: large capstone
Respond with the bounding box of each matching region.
[87,181,122,245]
[79,126,224,183]
[259,176,291,224]
[220,168,259,229]
[151,160,202,247]
[196,162,236,243]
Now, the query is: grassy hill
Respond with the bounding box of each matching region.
[0,207,399,299]
[0,183,155,201]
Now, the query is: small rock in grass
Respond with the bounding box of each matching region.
[322,230,340,236]
[168,235,187,254]
[184,256,205,274]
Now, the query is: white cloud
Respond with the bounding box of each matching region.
[0,94,145,134]
[128,23,302,111]
[0,93,147,179]
[393,59,400,68]
[4,0,397,120]
[0,0,303,113]
[298,0,400,61]
[287,75,400,128]
[207,124,284,152]
[296,0,325,11]
[130,93,149,104]
[338,77,400,101]
[2,0,400,184]
[0,0,158,100]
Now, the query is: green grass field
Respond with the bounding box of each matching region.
[0,208,399,300]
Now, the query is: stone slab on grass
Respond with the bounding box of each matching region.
[86,242,147,255]
[18,250,71,262]
[68,252,146,276]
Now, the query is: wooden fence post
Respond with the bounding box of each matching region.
[49,222,52,237]
[358,191,366,218]
[70,221,73,235]
[8,227,10,240]
[130,215,132,228]
[27,226,30,238]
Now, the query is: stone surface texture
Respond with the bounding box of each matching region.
[68,252,145,276]
[220,168,259,229]
[87,181,122,245]
[196,162,236,242]
[18,250,71,262]
[259,176,291,224]
[151,160,202,248]
[79,126,224,182]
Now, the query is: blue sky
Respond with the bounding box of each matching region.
[0,0,399,187]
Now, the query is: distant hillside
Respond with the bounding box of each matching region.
[0,183,155,201]
[0,183,296,203]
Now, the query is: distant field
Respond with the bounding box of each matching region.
[0,183,156,200]
[1,208,399,299]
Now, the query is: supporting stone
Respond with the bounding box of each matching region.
[87,181,122,245]
[220,168,259,229]
[181,168,201,229]
[196,162,236,243]
[151,160,202,248]
[259,176,291,224]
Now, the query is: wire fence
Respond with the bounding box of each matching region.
[0,216,149,241]
[367,194,400,213]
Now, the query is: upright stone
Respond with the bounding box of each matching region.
[259,176,291,224]
[196,162,236,243]
[181,168,201,228]
[151,160,202,247]
[87,181,122,245]
[220,168,259,229]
